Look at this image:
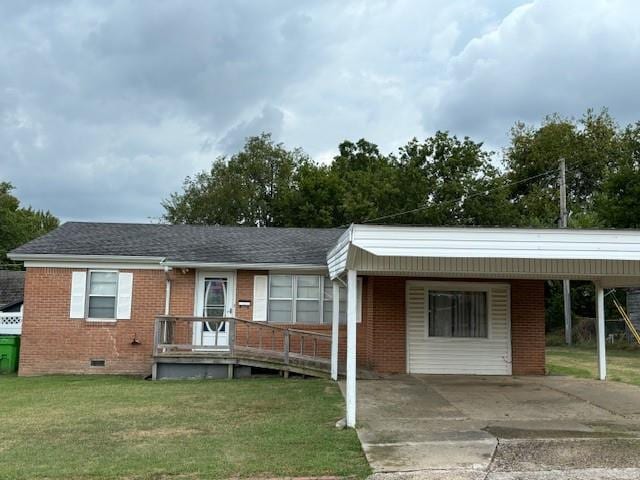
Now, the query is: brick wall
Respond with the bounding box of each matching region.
[358,276,546,375]
[21,268,161,375]
[19,267,546,377]
[510,279,546,375]
[363,276,406,373]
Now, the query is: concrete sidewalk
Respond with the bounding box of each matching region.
[342,375,640,479]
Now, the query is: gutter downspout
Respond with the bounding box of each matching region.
[164,266,172,315]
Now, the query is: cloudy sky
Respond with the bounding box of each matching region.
[2,0,640,222]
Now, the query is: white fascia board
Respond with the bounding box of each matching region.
[350,224,640,261]
[327,225,354,279]
[162,261,328,272]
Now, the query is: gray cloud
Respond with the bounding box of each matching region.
[0,0,638,221]
[428,0,640,147]
[218,104,285,155]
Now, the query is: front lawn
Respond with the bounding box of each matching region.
[547,346,640,386]
[0,375,370,480]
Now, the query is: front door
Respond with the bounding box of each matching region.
[193,272,235,349]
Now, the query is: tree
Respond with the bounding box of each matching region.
[393,132,512,226]
[503,109,616,227]
[162,133,307,226]
[595,122,640,227]
[0,182,59,267]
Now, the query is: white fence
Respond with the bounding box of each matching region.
[0,312,22,335]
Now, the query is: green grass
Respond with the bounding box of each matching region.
[547,346,640,386]
[0,375,370,480]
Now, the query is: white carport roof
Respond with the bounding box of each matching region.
[328,224,640,287]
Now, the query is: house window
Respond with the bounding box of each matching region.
[268,274,360,324]
[87,271,118,319]
[268,275,294,323]
[295,275,321,324]
[268,275,322,324]
[323,278,347,324]
[428,290,487,338]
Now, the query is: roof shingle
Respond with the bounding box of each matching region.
[0,270,25,309]
[10,222,345,265]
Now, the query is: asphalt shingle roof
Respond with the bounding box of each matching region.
[0,270,25,309]
[10,222,345,265]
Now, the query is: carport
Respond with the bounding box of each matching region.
[328,225,640,427]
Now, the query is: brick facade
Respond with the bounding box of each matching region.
[19,268,546,377]
[510,279,546,375]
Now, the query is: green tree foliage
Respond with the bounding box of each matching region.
[0,182,59,267]
[162,134,307,226]
[503,109,617,227]
[164,132,507,227]
[595,122,640,227]
[393,133,512,226]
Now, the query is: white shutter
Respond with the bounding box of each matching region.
[69,271,87,319]
[253,275,268,321]
[116,272,133,320]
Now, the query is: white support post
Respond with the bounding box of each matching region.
[346,269,357,428]
[596,283,607,380]
[331,281,340,381]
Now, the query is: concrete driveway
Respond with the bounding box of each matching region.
[347,375,640,479]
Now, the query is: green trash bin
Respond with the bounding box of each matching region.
[0,335,20,374]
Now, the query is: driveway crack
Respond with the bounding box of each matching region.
[483,435,500,480]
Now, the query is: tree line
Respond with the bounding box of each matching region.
[163,109,640,231]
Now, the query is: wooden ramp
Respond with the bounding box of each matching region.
[152,316,332,379]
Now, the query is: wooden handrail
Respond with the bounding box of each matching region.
[153,315,333,368]
[287,327,331,338]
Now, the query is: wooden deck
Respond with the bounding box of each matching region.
[152,316,333,379]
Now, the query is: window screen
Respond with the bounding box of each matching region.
[87,271,118,319]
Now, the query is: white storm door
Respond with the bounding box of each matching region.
[193,272,235,348]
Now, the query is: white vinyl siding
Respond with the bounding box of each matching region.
[407,281,511,375]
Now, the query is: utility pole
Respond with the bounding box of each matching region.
[559,158,572,345]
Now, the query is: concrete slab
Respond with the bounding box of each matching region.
[364,439,497,472]
[350,375,640,478]
[525,375,640,416]
[369,469,640,480]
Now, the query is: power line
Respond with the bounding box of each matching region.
[361,164,568,225]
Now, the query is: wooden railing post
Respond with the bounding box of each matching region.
[283,329,290,366]
[228,317,235,355]
[153,318,160,355]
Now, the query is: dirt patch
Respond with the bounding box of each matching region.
[113,427,203,439]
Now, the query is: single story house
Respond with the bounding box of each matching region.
[10,222,640,426]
